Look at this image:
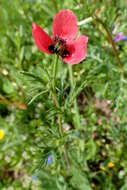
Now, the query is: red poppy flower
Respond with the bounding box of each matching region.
[32,10,88,65]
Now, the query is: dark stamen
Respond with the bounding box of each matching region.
[61,49,70,58]
[48,44,55,53]
[55,35,66,45]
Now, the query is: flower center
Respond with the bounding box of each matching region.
[48,44,56,53]
[61,49,70,58]
[48,36,70,58]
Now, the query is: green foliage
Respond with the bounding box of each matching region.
[0,0,127,189]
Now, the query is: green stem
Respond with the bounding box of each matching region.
[52,55,62,135]
[52,55,70,169]
[52,55,58,93]
[68,65,81,129]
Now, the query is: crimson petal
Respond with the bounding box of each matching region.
[64,36,88,65]
[53,10,78,42]
[32,23,54,54]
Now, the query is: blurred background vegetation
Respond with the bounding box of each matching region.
[0,0,127,189]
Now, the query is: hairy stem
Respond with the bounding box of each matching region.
[52,55,70,169]
[68,65,81,129]
[52,55,63,135]
[52,55,58,94]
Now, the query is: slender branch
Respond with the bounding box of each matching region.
[68,65,81,129]
[52,55,70,169]
[78,15,122,70]
[53,0,58,12]
[0,94,27,110]
[94,16,123,70]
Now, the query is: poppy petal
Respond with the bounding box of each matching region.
[53,10,78,41]
[32,23,54,54]
[63,35,88,65]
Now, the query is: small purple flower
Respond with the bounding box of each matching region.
[114,32,127,42]
[33,175,37,181]
[47,154,53,165]
[122,36,127,41]
[74,131,80,138]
